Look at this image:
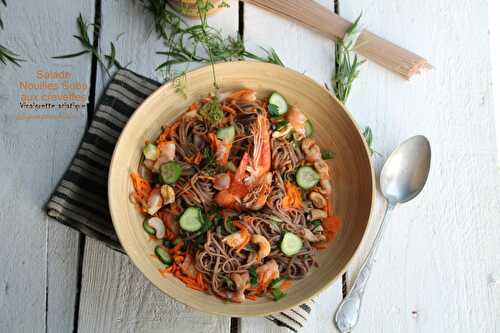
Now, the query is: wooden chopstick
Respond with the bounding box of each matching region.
[242,0,432,79]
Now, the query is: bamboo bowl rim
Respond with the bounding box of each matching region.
[108,61,375,317]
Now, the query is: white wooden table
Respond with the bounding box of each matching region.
[1,0,499,332]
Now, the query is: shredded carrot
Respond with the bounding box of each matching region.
[169,240,184,255]
[324,199,332,215]
[222,105,237,116]
[280,280,292,290]
[193,152,203,165]
[208,132,218,151]
[246,294,257,301]
[186,283,205,291]
[130,172,152,202]
[170,202,182,215]
[196,272,206,288]
[175,271,197,285]
[188,102,199,111]
[158,122,180,142]
[322,215,342,241]
[158,264,176,276]
[282,181,302,209]
[174,255,185,265]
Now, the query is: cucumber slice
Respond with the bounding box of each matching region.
[143,143,158,160]
[280,232,303,257]
[304,120,314,137]
[154,245,173,265]
[143,218,156,235]
[179,207,203,232]
[268,92,288,116]
[217,125,235,143]
[296,166,320,190]
[159,161,182,184]
[271,287,287,301]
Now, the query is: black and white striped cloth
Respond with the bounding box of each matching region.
[46,68,314,332]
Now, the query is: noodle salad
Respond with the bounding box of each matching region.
[130,89,342,303]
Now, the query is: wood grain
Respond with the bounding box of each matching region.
[0,0,94,331]
[243,0,431,79]
[340,0,500,332]
[78,0,238,331]
[241,0,346,331]
[78,239,231,333]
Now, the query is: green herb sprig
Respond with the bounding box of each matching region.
[142,0,283,82]
[0,43,23,66]
[243,47,284,67]
[331,14,376,155]
[0,0,7,30]
[201,147,224,175]
[332,14,365,104]
[0,0,25,67]
[53,13,123,76]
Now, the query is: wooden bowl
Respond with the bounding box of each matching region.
[108,61,374,317]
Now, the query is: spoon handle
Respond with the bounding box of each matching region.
[334,204,395,332]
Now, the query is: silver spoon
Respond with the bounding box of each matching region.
[334,135,431,332]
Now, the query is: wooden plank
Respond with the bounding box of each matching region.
[0,0,94,331]
[241,1,344,332]
[78,239,231,333]
[77,1,238,332]
[339,0,500,332]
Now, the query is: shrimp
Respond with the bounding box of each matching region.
[301,228,326,243]
[301,138,332,195]
[309,191,327,209]
[242,172,272,211]
[256,259,279,288]
[216,113,271,211]
[215,153,250,209]
[251,234,271,261]
[226,272,251,303]
[220,289,246,303]
[314,160,330,180]
[152,141,176,171]
[301,138,321,162]
[222,223,251,252]
[146,188,163,215]
[245,114,271,185]
[227,89,256,103]
[213,173,231,191]
[215,140,232,166]
[179,253,197,278]
[286,106,307,139]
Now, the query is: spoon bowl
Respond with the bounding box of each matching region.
[380,135,431,204]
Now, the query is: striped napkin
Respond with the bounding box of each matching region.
[46,68,314,332]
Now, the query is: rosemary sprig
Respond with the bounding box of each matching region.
[331,14,376,155]
[143,0,283,81]
[0,0,25,66]
[0,0,6,29]
[0,43,23,66]
[53,13,123,76]
[243,47,284,66]
[332,14,365,104]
